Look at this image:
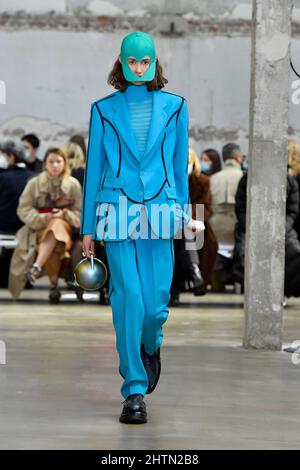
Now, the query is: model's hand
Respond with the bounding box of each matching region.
[187,218,196,232]
[187,218,205,233]
[82,234,95,258]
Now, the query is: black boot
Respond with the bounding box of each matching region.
[119,394,147,424]
[188,263,206,296]
[74,285,84,302]
[49,286,61,304]
[168,292,180,306]
[99,287,110,305]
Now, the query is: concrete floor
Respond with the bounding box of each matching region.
[0,283,300,450]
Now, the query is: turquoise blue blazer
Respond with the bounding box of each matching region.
[80,88,191,241]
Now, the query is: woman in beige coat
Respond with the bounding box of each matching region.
[9,148,82,304]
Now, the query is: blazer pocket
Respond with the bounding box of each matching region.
[164,186,177,199]
[95,189,122,203]
[102,176,124,189]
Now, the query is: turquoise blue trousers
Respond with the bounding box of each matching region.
[104,218,174,399]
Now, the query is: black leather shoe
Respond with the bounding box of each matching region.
[194,283,206,296]
[188,263,206,296]
[49,286,61,305]
[168,293,180,307]
[99,287,110,305]
[141,345,161,395]
[73,284,84,302]
[119,394,147,424]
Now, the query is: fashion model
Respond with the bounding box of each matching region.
[80,31,199,424]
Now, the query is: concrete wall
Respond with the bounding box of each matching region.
[1,0,300,159]
[0,0,254,16]
[3,0,300,16]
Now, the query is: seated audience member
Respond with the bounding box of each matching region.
[21,133,43,173]
[60,141,86,299]
[209,143,243,243]
[209,143,244,291]
[288,140,300,240]
[0,141,33,234]
[0,141,34,288]
[8,148,82,304]
[170,148,217,306]
[200,148,222,176]
[63,139,111,304]
[233,170,300,298]
[284,175,300,298]
[232,173,247,287]
[61,142,85,187]
[62,141,110,304]
[69,134,87,161]
[189,148,218,289]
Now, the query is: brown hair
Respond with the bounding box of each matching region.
[43,147,71,178]
[201,148,222,175]
[107,57,168,92]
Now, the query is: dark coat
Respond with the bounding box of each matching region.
[0,164,34,234]
[284,175,300,297]
[293,173,300,240]
[233,173,300,297]
[25,158,43,174]
[189,172,218,285]
[232,173,247,284]
[71,167,85,187]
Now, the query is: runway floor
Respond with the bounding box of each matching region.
[0,282,300,450]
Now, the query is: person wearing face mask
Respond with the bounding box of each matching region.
[8,148,82,304]
[209,143,244,292]
[200,148,222,176]
[188,149,218,289]
[0,141,34,234]
[21,133,43,173]
[209,143,243,242]
[170,148,208,306]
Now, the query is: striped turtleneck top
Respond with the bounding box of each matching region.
[124,83,153,158]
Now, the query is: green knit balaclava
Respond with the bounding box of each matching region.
[120,31,156,82]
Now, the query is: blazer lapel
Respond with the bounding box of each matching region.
[112,89,168,163]
[143,90,167,158]
[112,91,140,162]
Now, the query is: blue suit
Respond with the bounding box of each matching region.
[80,88,190,398]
